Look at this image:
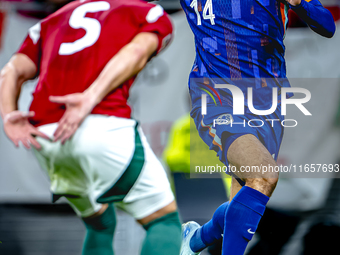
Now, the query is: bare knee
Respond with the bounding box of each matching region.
[245,154,279,196]
[137,201,177,226]
[245,174,279,197]
[85,204,109,219]
[227,134,279,197]
[232,150,279,197]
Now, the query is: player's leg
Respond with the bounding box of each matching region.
[229,175,243,201]
[188,176,240,253]
[220,134,278,255]
[34,118,180,255]
[182,100,282,254]
[115,125,182,255]
[188,201,228,250]
[31,118,131,255]
[34,117,168,255]
[195,176,241,244]
[81,204,116,255]
[187,135,277,255]
[120,199,182,255]
[65,197,116,255]
[137,201,182,255]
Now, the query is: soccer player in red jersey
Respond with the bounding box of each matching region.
[0,1,181,254]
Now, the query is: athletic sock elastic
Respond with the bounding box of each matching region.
[82,204,116,255]
[222,186,269,255]
[141,211,182,255]
[190,202,229,252]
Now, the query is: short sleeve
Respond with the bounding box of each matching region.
[137,4,173,54]
[17,22,42,70]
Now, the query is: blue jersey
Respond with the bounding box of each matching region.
[181,0,289,80]
[181,0,335,170]
[181,0,335,112]
[181,0,291,112]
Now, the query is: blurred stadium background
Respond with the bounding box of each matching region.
[1,0,340,254]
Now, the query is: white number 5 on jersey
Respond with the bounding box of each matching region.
[59,1,110,56]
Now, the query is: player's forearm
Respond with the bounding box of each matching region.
[0,63,23,119]
[84,32,158,106]
[85,43,148,105]
[0,54,37,120]
[290,0,336,38]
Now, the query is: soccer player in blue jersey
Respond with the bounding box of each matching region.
[179,0,335,254]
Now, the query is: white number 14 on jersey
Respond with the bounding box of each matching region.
[190,0,215,26]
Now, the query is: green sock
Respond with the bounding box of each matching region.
[141,211,182,255]
[82,204,116,255]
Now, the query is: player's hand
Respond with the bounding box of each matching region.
[3,111,49,150]
[49,93,95,144]
[285,0,301,6]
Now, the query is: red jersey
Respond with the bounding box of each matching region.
[17,0,173,126]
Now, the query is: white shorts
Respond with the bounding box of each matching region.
[34,115,174,219]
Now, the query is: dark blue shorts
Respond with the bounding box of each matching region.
[191,104,284,174]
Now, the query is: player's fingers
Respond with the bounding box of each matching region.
[28,136,42,150]
[53,125,63,140]
[49,96,67,104]
[49,95,69,104]
[12,139,19,148]
[6,112,24,122]
[54,121,72,142]
[23,111,35,118]
[54,127,66,142]
[60,125,77,145]
[60,134,69,145]
[6,111,23,120]
[60,129,72,145]
[6,111,35,124]
[21,138,31,149]
[30,128,50,140]
[53,117,67,140]
[51,94,82,106]
[27,136,41,150]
